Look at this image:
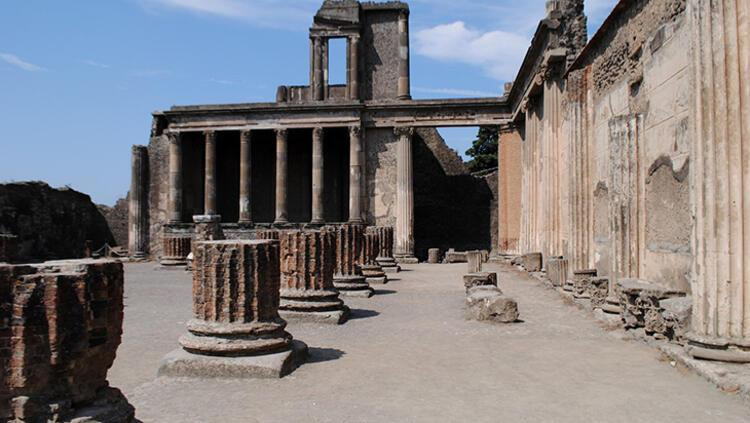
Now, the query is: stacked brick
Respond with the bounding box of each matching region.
[326,224,373,297]
[0,259,133,422]
[360,232,387,284]
[278,230,349,324]
[160,235,192,266]
[180,240,293,356]
[256,229,281,240]
[368,226,400,273]
[0,234,16,263]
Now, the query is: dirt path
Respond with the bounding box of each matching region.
[109,262,749,422]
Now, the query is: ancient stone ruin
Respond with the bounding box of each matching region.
[0,259,133,422]
[159,239,307,378]
[327,224,374,298]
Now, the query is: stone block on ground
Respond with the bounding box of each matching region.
[463,272,498,293]
[617,278,686,332]
[587,277,610,308]
[427,248,441,264]
[444,249,467,263]
[465,290,519,323]
[467,250,483,273]
[655,297,692,343]
[522,252,542,272]
[546,257,568,287]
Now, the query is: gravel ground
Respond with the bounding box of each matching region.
[109,262,750,422]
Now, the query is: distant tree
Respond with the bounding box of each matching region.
[465,126,498,173]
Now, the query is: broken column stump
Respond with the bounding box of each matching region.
[360,232,387,285]
[427,248,441,264]
[467,251,483,273]
[463,272,498,294]
[522,252,542,272]
[369,226,400,274]
[545,257,568,288]
[0,234,17,263]
[0,259,134,422]
[327,225,374,298]
[160,234,192,267]
[444,249,468,263]
[571,269,597,298]
[159,240,308,379]
[278,230,350,325]
[465,284,519,324]
[587,277,610,309]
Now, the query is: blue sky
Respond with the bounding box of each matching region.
[0,0,616,205]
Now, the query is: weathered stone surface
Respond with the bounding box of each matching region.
[98,196,129,249]
[617,278,686,331]
[326,224,364,277]
[0,259,133,422]
[466,285,503,297]
[160,235,192,266]
[465,290,519,323]
[522,253,542,272]
[571,269,597,298]
[193,214,224,242]
[467,251,483,274]
[278,230,349,324]
[444,249,467,263]
[546,257,568,287]
[427,248,441,264]
[0,182,115,262]
[463,272,498,293]
[0,234,17,263]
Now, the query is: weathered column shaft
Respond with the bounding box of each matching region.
[312,37,324,101]
[322,39,329,99]
[687,0,750,361]
[239,130,252,224]
[275,129,289,224]
[498,125,523,255]
[168,132,183,223]
[397,10,411,100]
[395,127,415,259]
[311,127,325,224]
[349,35,360,101]
[129,145,149,257]
[349,126,363,223]
[204,130,218,216]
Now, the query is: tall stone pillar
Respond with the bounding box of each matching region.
[348,125,363,224]
[239,130,252,225]
[204,130,218,216]
[394,127,417,263]
[686,0,750,363]
[312,37,324,101]
[129,145,149,258]
[322,38,329,99]
[275,128,289,224]
[349,35,360,101]
[311,127,325,224]
[497,124,523,255]
[397,10,411,100]
[168,132,183,224]
[278,230,349,324]
[160,240,308,378]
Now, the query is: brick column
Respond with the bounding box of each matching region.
[278,230,349,324]
[397,9,411,100]
[311,127,325,224]
[129,145,149,258]
[394,127,416,263]
[204,130,218,216]
[349,126,363,224]
[275,128,289,224]
[168,132,183,224]
[686,0,750,363]
[239,130,252,225]
[327,224,373,297]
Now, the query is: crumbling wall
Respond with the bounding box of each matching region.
[98,196,129,247]
[0,182,114,262]
[362,8,401,100]
[366,128,398,228]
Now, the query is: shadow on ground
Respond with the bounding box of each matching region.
[307,347,346,364]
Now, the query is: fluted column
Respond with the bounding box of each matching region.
[397,10,411,100]
[686,0,750,362]
[311,127,325,224]
[129,145,149,258]
[394,127,416,262]
[275,128,289,224]
[349,35,360,101]
[348,125,363,223]
[239,130,252,225]
[168,132,183,224]
[204,130,218,216]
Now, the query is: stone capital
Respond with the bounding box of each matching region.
[166,131,181,145]
[393,126,414,138]
[204,130,217,139]
[275,128,288,139]
[240,129,252,142]
[349,125,362,137]
[313,127,324,138]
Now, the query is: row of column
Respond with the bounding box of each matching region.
[165,126,366,226]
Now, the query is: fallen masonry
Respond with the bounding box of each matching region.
[159,240,308,379]
[465,285,520,324]
[0,259,134,422]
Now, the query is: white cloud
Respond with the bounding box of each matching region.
[0,53,47,72]
[412,86,498,98]
[137,0,318,29]
[83,59,111,69]
[415,21,530,82]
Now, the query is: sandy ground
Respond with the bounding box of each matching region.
[109,262,750,422]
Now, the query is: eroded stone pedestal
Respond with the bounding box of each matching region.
[328,224,374,297]
[160,240,307,379]
[427,248,441,264]
[368,226,400,273]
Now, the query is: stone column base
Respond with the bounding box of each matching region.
[279,289,350,325]
[280,307,350,325]
[376,257,401,273]
[394,255,418,264]
[685,333,750,363]
[361,264,387,284]
[158,340,308,379]
[333,275,374,297]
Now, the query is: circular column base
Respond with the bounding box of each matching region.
[685,333,750,363]
[334,275,374,298]
[180,319,292,357]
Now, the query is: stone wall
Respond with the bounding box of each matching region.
[0,182,115,262]
[362,8,401,100]
[98,196,129,247]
